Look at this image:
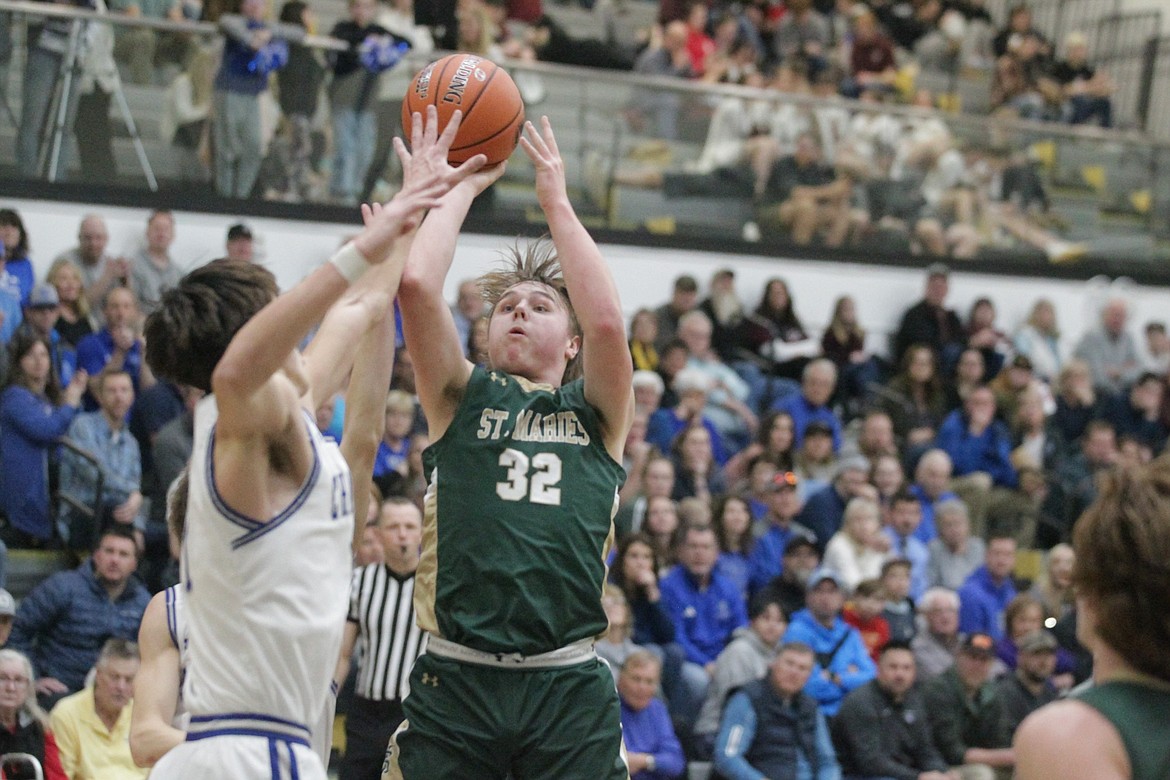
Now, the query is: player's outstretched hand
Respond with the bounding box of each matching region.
[355,106,487,262]
[519,116,568,210]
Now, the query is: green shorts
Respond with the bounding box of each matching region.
[382,652,629,780]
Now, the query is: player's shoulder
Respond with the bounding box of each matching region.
[1014,698,1127,780]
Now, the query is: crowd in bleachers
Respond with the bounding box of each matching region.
[9,0,1125,247]
[1,198,1169,776]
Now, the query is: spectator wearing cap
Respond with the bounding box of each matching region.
[17,284,77,386]
[782,569,876,716]
[923,632,1016,779]
[747,472,816,595]
[659,524,748,732]
[957,533,1017,642]
[833,642,955,780]
[759,536,821,619]
[224,223,254,262]
[996,630,1059,736]
[882,490,930,601]
[646,367,730,466]
[798,455,875,550]
[654,275,700,352]
[892,264,965,370]
[1097,372,1168,454]
[772,359,843,452]
[912,587,963,683]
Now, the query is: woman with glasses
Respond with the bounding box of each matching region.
[0,648,66,779]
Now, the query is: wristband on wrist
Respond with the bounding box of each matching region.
[329,241,371,284]
[645,755,655,772]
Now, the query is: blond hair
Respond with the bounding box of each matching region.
[479,239,582,382]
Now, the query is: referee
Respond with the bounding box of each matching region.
[335,496,427,780]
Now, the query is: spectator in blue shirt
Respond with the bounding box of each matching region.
[8,525,149,709]
[0,332,88,548]
[646,367,729,467]
[617,651,686,780]
[882,490,930,601]
[797,456,874,549]
[958,533,1018,642]
[772,359,843,452]
[714,641,840,780]
[75,287,154,409]
[372,389,415,481]
[0,209,35,307]
[909,448,959,543]
[747,471,816,595]
[935,386,1017,488]
[58,370,144,551]
[782,569,877,716]
[213,0,302,197]
[15,283,76,386]
[660,524,749,732]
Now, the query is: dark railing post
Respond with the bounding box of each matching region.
[1136,35,1159,131]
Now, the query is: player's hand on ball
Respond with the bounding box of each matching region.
[395,105,488,202]
[519,116,568,209]
[459,161,508,197]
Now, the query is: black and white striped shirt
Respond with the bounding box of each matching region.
[347,564,427,702]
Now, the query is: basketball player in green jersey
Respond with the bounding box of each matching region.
[1014,456,1170,780]
[383,116,634,779]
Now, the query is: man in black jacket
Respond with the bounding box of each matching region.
[892,264,964,369]
[833,642,957,780]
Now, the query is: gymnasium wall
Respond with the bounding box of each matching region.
[11,197,1170,357]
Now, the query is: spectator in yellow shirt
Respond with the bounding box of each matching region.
[49,639,146,780]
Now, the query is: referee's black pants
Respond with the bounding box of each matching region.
[340,696,406,780]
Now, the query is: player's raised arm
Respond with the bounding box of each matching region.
[398,108,506,438]
[129,592,185,768]
[337,238,407,554]
[213,112,485,437]
[520,117,633,458]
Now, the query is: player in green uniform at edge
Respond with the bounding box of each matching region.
[382,115,635,779]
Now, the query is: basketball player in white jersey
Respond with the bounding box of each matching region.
[140,109,485,780]
[130,471,190,768]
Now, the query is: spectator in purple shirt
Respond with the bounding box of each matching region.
[617,651,686,780]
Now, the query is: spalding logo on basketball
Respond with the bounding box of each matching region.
[402,53,525,165]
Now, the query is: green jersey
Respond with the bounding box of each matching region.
[416,365,626,656]
[1076,680,1170,780]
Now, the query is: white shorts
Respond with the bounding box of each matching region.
[149,715,326,780]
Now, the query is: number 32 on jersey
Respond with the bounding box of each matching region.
[496,448,562,506]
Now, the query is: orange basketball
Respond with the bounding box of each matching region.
[401,53,525,165]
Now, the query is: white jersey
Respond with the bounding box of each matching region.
[177,395,353,771]
[163,585,190,729]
